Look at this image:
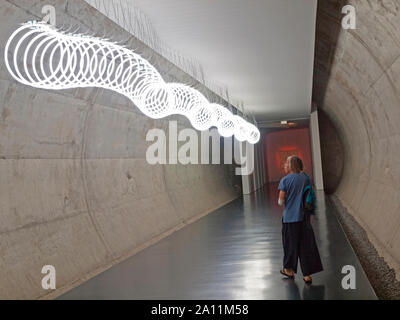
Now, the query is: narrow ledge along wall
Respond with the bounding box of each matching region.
[314,0,400,279]
[0,0,240,299]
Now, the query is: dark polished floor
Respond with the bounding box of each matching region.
[59,184,377,300]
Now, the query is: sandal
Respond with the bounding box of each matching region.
[280,269,294,279]
[303,277,312,284]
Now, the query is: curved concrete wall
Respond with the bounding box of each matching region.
[314,0,400,278]
[0,0,238,299]
[318,109,344,194]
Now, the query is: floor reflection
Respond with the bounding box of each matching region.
[302,284,325,300]
[283,279,301,300]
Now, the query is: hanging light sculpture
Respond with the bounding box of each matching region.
[4,21,260,144]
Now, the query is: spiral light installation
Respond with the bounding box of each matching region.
[4,22,260,144]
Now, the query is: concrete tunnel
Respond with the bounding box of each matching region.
[0,0,399,301]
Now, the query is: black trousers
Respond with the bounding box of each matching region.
[282,215,323,276]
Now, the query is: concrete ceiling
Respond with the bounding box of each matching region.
[112,0,318,122]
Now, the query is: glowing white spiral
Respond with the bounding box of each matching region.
[4,22,260,144]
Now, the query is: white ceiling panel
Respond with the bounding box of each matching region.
[95,0,317,122]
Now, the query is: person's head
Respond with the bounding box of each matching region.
[284,156,303,174]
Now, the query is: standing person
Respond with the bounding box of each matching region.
[278,156,323,284]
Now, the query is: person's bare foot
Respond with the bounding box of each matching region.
[280,268,294,278]
[283,268,294,276]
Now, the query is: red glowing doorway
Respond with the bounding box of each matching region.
[264,128,313,183]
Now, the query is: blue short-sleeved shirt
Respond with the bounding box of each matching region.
[278,173,311,223]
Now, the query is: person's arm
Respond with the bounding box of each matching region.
[278,190,285,206]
